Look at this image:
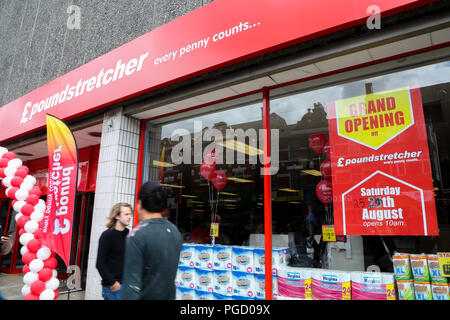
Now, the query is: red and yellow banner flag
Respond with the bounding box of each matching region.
[42,114,78,267]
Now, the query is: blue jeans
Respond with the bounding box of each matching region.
[102,285,122,300]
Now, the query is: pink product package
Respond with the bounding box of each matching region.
[351,272,396,300]
[351,282,387,300]
[278,276,308,299]
[311,278,343,300]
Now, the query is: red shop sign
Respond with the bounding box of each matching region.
[327,87,438,236]
[0,0,437,143]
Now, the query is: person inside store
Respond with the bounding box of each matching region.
[96,202,133,300]
[190,220,209,244]
[0,224,13,300]
[121,182,182,300]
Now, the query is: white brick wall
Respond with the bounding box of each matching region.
[84,107,140,300]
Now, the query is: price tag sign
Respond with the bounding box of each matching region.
[210,223,219,237]
[322,224,336,242]
[437,252,450,277]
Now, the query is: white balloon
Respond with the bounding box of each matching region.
[24,220,39,233]
[15,212,23,222]
[29,259,44,273]
[21,284,31,296]
[4,166,17,177]
[45,277,60,290]
[39,289,55,300]
[20,245,29,256]
[37,246,51,261]
[52,270,58,278]
[7,158,22,169]
[38,199,46,207]
[13,200,26,212]
[19,232,34,246]
[23,272,39,285]
[35,201,46,212]
[5,187,12,197]
[14,188,29,201]
[0,147,8,157]
[24,175,36,185]
[30,210,44,222]
[20,180,34,192]
[2,176,12,187]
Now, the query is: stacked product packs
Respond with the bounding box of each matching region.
[393,252,449,300]
[175,243,289,300]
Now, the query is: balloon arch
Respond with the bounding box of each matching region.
[0,147,59,300]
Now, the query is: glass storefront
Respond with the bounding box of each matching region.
[143,57,450,300]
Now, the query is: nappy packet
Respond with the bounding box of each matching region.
[392,253,412,280]
[410,254,430,282]
[397,279,415,300]
[427,254,448,284]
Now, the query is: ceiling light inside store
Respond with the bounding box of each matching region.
[224,199,237,202]
[153,160,176,167]
[220,192,238,196]
[289,201,301,204]
[228,177,254,183]
[217,140,263,156]
[161,183,185,189]
[279,188,299,193]
[301,169,322,176]
[182,195,197,198]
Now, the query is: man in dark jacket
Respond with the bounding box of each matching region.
[122,182,182,300]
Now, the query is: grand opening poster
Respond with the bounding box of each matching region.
[42,114,78,266]
[328,87,439,236]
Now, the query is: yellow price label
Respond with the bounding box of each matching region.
[342,282,351,300]
[210,223,219,237]
[322,224,336,242]
[437,252,450,277]
[304,279,313,300]
[386,283,396,300]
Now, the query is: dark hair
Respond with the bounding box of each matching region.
[138,181,167,213]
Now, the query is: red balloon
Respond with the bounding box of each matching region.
[200,162,216,181]
[6,187,19,198]
[323,141,330,159]
[38,268,54,282]
[211,171,228,191]
[30,280,46,296]
[27,239,42,253]
[43,257,58,269]
[53,289,59,300]
[26,194,40,206]
[22,252,37,265]
[14,168,28,179]
[17,166,29,175]
[29,187,42,198]
[0,168,5,178]
[11,177,24,188]
[0,158,9,168]
[320,159,332,181]
[19,228,26,237]
[17,215,30,228]
[24,293,39,300]
[204,149,217,165]
[33,228,43,240]
[309,132,328,155]
[316,180,333,204]
[2,152,16,160]
[22,265,30,274]
[21,204,35,216]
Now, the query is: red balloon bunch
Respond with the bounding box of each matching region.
[309,133,333,204]
[0,147,59,300]
[200,149,227,191]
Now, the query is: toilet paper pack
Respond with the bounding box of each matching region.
[253,247,290,275]
[311,269,351,300]
[427,255,448,284]
[195,290,214,300]
[212,245,232,270]
[351,272,396,300]
[410,254,430,282]
[175,266,196,289]
[176,287,195,300]
[397,279,415,300]
[213,292,232,300]
[431,283,449,300]
[194,244,214,270]
[232,246,254,273]
[195,268,214,293]
[277,267,313,300]
[179,243,197,268]
[254,273,279,300]
[392,253,412,281]
[213,269,233,296]
[232,271,256,299]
